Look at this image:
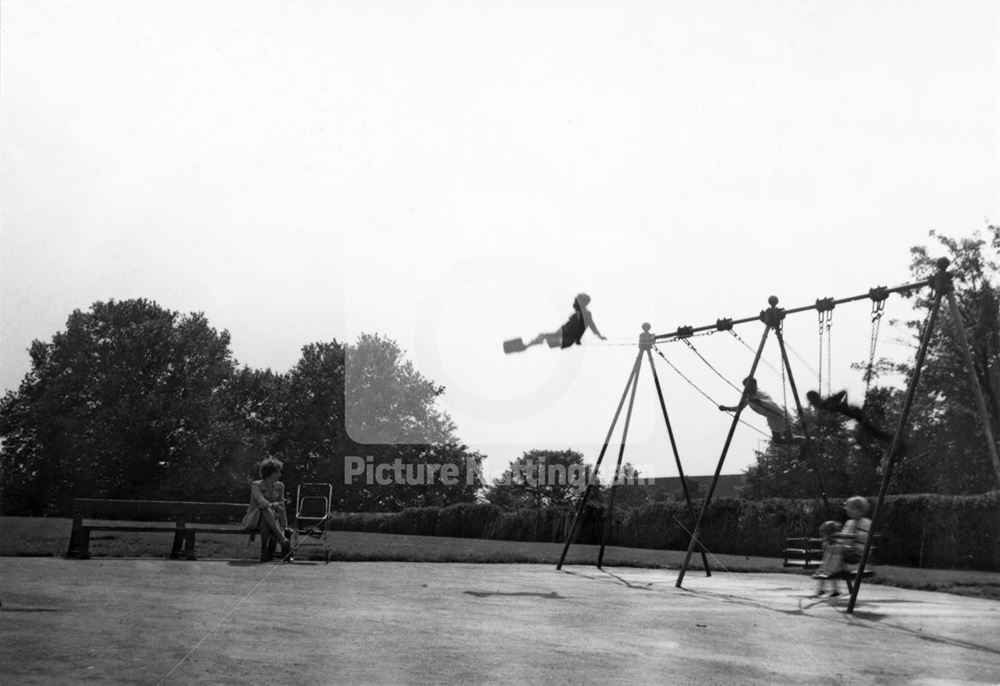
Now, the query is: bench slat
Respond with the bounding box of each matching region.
[73,499,247,523]
[83,525,179,533]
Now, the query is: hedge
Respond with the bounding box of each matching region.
[326,491,1000,571]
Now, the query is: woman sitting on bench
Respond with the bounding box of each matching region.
[813,496,871,581]
[247,457,292,561]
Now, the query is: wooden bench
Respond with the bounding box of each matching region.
[65,498,261,560]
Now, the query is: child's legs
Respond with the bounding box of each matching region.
[528,332,563,347]
[817,546,844,575]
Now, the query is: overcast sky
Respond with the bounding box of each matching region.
[2,1,997,484]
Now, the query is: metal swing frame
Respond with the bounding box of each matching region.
[670,258,999,613]
[555,324,713,575]
[557,258,999,614]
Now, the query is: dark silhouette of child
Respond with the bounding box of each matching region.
[807,390,897,444]
[525,293,607,349]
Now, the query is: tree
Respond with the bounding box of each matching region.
[0,299,242,514]
[344,333,456,445]
[888,227,1000,493]
[484,449,595,509]
[274,334,480,511]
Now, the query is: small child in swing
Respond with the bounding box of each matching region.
[813,496,872,593]
[812,520,845,597]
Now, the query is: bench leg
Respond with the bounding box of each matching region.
[66,528,80,558]
[170,530,184,559]
[261,533,276,562]
[69,528,91,560]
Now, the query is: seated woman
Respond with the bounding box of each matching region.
[813,495,872,580]
[246,457,292,562]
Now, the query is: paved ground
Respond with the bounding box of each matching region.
[1,558,998,685]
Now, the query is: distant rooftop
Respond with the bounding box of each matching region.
[643,474,746,500]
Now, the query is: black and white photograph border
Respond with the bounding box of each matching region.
[1,2,999,684]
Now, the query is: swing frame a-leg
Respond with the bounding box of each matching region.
[675,296,826,587]
[846,259,1000,612]
[556,324,712,574]
[664,259,998,614]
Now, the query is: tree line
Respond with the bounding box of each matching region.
[0,304,482,515]
[2,229,997,516]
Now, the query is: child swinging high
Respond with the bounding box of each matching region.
[505,293,607,353]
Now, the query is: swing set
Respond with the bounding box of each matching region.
[557,258,1000,614]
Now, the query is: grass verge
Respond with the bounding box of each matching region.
[3,516,998,600]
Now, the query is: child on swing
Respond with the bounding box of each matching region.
[807,390,894,443]
[718,376,795,443]
[812,496,872,594]
[812,520,845,597]
[523,293,607,350]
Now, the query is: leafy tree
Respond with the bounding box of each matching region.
[274,334,480,511]
[0,299,242,514]
[484,449,595,509]
[344,333,456,445]
[888,227,1000,493]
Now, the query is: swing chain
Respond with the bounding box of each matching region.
[865,290,887,394]
[816,299,835,397]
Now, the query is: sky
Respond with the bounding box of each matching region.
[2,1,998,486]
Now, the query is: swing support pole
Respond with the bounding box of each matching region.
[846,263,944,612]
[773,324,832,520]
[676,299,775,587]
[556,351,641,570]
[558,324,712,574]
[646,346,713,575]
[848,258,1000,612]
[597,342,642,568]
[943,286,1000,485]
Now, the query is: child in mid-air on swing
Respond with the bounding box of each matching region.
[513,293,607,351]
[718,376,795,443]
[807,390,894,442]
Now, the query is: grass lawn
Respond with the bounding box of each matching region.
[3,515,999,600]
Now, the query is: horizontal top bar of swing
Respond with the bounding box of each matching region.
[652,277,930,342]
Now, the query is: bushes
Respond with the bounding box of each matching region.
[325,491,1000,570]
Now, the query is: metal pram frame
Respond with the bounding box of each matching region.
[293,483,333,563]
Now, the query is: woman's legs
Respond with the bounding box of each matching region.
[260,508,289,544]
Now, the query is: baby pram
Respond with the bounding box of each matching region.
[292,483,333,563]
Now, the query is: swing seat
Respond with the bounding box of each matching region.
[503,338,527,354]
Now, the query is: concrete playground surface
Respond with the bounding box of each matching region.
[0,558,997,685]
